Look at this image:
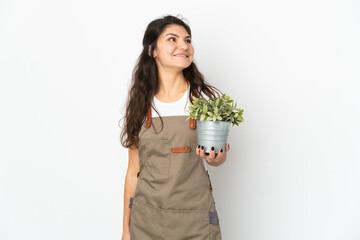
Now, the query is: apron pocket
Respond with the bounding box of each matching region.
[144,139,170,175]
[165,210,208,239]
[130,200,165,240]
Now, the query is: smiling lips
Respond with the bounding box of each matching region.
[174,53,189,58]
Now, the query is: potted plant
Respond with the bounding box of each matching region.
[186,93,244,154]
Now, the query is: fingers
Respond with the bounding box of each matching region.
[199,145,206,159]
[207,146,216,160]
[215,147,225,158]
[196,145,214,159]
[196,144,200,155]
[196,143,230,154]
[208,143,229,166]
[225,143,230,152]
[195,143,230,167]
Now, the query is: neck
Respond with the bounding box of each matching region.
[156,68,189,98]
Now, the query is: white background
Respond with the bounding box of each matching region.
[1,0,359,239]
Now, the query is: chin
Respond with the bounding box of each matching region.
[178,62,192,69]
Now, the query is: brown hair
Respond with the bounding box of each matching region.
[119,14,222,149]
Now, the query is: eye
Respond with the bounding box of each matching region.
[169,37,176,42]
[186,39,192,43]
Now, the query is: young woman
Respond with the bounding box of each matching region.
[120,15,230,240]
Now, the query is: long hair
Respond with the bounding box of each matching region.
[119,14,222,149]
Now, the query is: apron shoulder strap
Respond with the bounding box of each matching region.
[189,88,199,130]
[145,104,151,128]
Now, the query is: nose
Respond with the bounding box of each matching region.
[178,40,188,50]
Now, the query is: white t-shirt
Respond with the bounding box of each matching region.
[152,85,208,170]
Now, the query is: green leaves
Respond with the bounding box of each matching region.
[203,105,208,114]
[215,98,220,106]
[186,93,244,126]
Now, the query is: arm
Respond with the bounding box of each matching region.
[122,145,140,239]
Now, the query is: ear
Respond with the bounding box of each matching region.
[149,45,157,58]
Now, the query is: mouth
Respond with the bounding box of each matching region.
[174,54,189,58]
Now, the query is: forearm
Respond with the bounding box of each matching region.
[123,171,138,234]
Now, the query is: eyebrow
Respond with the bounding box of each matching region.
[164,33,191,39]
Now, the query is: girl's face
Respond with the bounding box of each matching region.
[152,24,194,71]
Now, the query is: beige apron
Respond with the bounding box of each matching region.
[129,91,222,240]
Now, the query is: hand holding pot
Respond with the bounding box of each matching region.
[196,143,230,167]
